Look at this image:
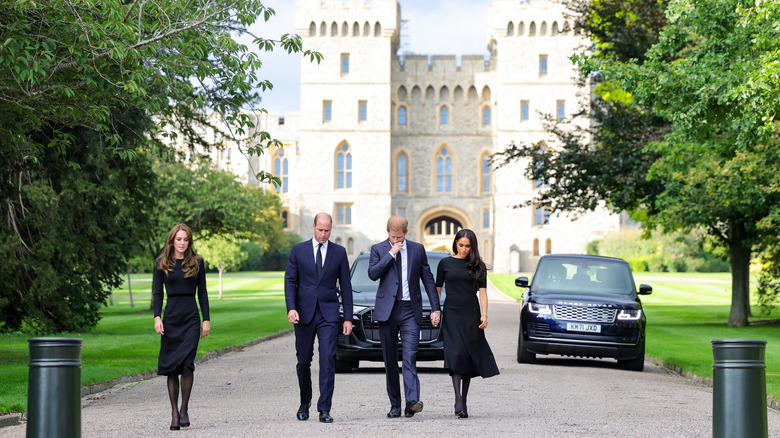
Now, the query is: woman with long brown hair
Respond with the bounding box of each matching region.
[153,224,210,430]
[435,228,499,418]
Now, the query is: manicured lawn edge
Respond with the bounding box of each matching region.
[80,328,292,398]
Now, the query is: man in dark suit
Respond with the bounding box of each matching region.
[368,216,441,418]
[285,212,353,423]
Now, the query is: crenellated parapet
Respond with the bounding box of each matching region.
[295,0,400,46]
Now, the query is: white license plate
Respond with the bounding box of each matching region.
[566,323,601,333]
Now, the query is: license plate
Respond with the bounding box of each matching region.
[566,323,601,333]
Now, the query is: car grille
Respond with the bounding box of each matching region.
[359,309,440,342]
[528,322,552,338]
[553,305,616,323]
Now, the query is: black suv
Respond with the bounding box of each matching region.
[336,251,449,373]
[516,254,652,371]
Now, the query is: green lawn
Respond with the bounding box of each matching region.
[489,272,779,402]
[0,272,289,413]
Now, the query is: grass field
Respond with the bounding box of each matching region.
[488,272,779,402]
[0,272,288,413]
[1,271,777,413]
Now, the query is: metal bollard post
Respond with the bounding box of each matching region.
[711,339,767,438]
[27,337,83,438]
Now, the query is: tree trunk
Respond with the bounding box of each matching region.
[109,285,113,306]
[127,269,134,308]
[218,267,224,300]
[727,223,750,327]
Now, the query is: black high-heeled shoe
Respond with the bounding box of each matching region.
[170,424,180,431]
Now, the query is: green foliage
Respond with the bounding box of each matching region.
[241,231,300,271]
[0,0,320,165]
[0,1,317,333]
[592,228,729,273]
[200,235,248,273]
[756,248,780,315]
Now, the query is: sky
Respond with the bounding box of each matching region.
[250,0,493,114]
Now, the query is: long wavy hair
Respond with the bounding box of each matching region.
[452,229,487,289]
[156,224,200,278]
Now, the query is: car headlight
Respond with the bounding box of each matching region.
[528,303,552,315]
[617,309,642,320]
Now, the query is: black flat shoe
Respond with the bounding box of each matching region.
[170,425,180,431]
[319,410,333,423]
[180,421,190,428]
[387,406,401,418]
[297,402,310,421]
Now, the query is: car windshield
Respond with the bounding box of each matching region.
[531,257,635,296]
[350,254,447,296]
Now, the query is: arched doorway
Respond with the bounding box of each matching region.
[422,216,463,252]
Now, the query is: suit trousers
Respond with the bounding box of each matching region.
[294,303,338,412]
[378,300,421,407]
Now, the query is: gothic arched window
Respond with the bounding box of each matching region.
[336,143,352,189]
[436,147,452,193]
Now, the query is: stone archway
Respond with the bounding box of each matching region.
[417,206,471,252]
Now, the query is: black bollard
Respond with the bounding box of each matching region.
[27,337,83,438]
[711,339,767,438]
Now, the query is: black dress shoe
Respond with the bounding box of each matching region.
[387,406,401,418]
[296,403,310,421]
[405,400,423,417]
[319,410,334,423]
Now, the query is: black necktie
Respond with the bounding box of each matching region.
[395,251,403,301]
[316,243,323,277]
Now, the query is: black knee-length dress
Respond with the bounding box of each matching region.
[153,258,210,376]
[436,257,499,378]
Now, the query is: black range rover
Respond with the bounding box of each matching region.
[516,254,652,371]
[336,251,448,373]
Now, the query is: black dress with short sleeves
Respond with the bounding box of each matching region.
[153,258,210,376]
[436,256,499,378]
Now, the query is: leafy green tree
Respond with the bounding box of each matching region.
[0,1,318,332]
[498,0,780,326]
[584,0,780,326]
[199,235,248,300]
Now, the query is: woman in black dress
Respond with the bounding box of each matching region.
[153,224,210,430]
[435,229,499,418]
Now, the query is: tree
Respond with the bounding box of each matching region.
[584,0,780,326]
[199,235,248,300]
[497,0,780,326]
[0,1,318,332]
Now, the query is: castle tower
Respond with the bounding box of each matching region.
[293,0,400,253]
[488,0,620,272]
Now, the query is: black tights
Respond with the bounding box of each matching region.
[451,373,471,413]
[167,367,194,427]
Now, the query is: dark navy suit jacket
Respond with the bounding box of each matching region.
[284,239,353,325]
[368,239,440,325]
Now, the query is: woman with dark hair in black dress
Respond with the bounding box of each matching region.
[153,223,210,430]
[435,229,499,418]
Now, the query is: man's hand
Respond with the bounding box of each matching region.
[343,320,353,336]
[390,241,403,255]
[288,309,300,324]
[430,311,441,327]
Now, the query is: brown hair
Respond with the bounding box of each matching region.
[387,216,408,232]
[156,224,200,278]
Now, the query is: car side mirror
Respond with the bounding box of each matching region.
[515,276,529,288]
[638,284,652,295]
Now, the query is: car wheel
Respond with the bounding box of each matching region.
[335,358,357,373]
[619,342,645,372]
[517,328,535,364]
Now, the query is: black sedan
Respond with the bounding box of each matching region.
[336,251,448,373]
[516,254,652,371]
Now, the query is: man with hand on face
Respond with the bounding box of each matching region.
[368,216,441,419]
[285,212,353,424]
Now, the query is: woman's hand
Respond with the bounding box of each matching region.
[479,314,488,329]
[154,316,164,335]
[201,320,211,339]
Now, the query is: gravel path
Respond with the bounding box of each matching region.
[4,284,779,437]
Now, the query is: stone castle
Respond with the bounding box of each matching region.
[210,0,625,272]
